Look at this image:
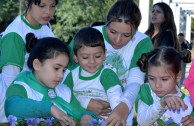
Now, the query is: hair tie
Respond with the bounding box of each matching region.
[25,33,38,53]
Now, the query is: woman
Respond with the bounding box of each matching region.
[0,0,58,123]
[68,0,153,125]
[145,2,180,51]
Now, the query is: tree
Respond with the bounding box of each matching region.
[0,0,20,32]
[191,18,194,44]
[52,0,116,43]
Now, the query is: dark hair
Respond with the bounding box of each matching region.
[91,22,105,27]
[137,46,191,75]
[25,33,38,53]
[26,33,69,70]
[73,27,105,56]
[106,0,141,36]
[25,0,58,12]
[145,2,179,51]
[178,33,184,37]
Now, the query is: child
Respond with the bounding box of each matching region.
[0,0,58,122]
[136,47,193,125]
[64,27,131,125]
[5,34,98,125]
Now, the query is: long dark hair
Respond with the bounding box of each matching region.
[145,2,180,51]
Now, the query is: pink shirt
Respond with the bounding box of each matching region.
[185,60,194,106]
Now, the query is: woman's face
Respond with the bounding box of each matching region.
[26,0,57,26]
[106,22,133,49]
[151,5,165,25]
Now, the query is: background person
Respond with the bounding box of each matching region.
[145,2,180,51]
[178,33,192,88]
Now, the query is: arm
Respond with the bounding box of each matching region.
[6,83,76,125]
[86,68,123,115]
[100,68,124,109]
[181,115,194,126]
[137,99,166,126]
[122,37,153,111]
[0,33,26,87]
[2,65,20,87]
[87,99,110,115]
[106,36,153,126]
[5,84,53,118]
[107,85,123,109]
[70,91,99,122]
[5,96,52,118]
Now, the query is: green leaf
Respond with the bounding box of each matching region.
[157,119,165,126]
[167,122,178,126]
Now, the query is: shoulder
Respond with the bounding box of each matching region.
[2,15,23,36]
[134,32,153,52]
[140,83,150,90]
[162,30,173,37]
[56,83,72,102]
[56,83,71,95]
[92,25,104,32]
[71,66,80,73]
[134,31,152,45]
[135,31,150,38]
[101,65,117,75]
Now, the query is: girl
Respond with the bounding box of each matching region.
[5,35,97,126]
[0,0,58,87]
[0,0,58,122]
[145,2,180,51]
[136,47,193,125]
[68,0,153,125]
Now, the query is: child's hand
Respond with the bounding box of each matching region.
[80,114,93,126]
[87,99,111,115]
[160,95,188,112]
[181,115,194,126]
[106,102,128,126]
[51,105,75,126]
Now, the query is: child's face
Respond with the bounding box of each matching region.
[34,53,69,88]
[147,65,181,97]
[74,45,106,74]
